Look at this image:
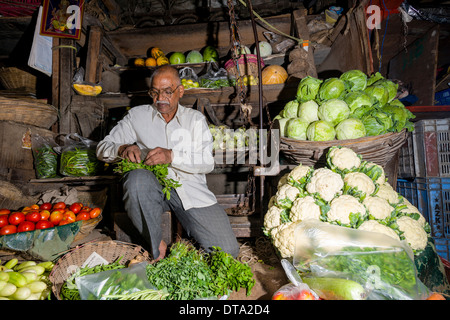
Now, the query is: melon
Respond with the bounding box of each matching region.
[254,41,272,57]
[261,65,288,85]
[169,52,186,64]
[186,50,203,63]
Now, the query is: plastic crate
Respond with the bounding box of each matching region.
[435,88,450,106]
[435,238,450,261]
[396,177,450,239]
[397,131,415,178]
[412,119,450,177]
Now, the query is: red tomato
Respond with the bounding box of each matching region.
[62,211,76,223]
[18,221,35,232]
[8,212,25,226]
[69,203,82,214]
[0,215,8,228]
[53,202,66,210]
[26,211,41,223]
[0,209,10,215]
[50,210,63,226]
[76,212,91,221]
[58,220,72,226]
[35,220,54,230]
[0,225,17,235]
[39,202,52,211]
[40,210,50,221]
[89,207,102,219]
[80,206,91,213]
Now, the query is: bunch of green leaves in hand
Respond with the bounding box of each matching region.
[114,158,181,200]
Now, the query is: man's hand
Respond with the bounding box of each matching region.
[118,144,142,163]
[144,147,173,166]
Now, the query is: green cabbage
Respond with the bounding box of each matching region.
[307,120,336,141]
[343,91,373,113]
[318,99,350,126]
[298,100,319,124]
[296,76,323,102]
[364,84,389,107]
[361,108,393,136]
[318,77,346,101]
[282,100,300,118]
[381,102,416,132]
[373,79,398,103]
[367,72,384,86]
[335,118,367,140]
[286,118,310,140]
[340,69,368,92]
[275,118,289,137]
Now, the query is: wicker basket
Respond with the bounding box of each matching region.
[0,96,58,129]
[224,54,265,78]
[49,240,152,300]
[0,67,37,93]
[279,129,408,168]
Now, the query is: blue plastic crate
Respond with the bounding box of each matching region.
[435,88,450,106]
[435,238,450,261]
[396,177,450,239]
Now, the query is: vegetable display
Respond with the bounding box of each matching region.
[113,159,181,200]
[0,258,54,300]
[60,148,101,177]
[0,202,102,235]
[264,146,431,258]
[145,241,255,300]
[208,124,258,151]
[275,70,415,141]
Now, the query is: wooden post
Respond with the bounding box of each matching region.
[85,25,103,84]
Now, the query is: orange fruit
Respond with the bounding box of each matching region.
[134,58,145,67]
[151,47,164,59]
[145,57,157,67]
[156,55,169,66]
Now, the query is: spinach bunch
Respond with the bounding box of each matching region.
[114,158,181,200]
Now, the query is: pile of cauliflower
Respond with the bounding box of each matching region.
[264,146,431,259]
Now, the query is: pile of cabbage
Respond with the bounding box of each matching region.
[263,146,430,259]
[274,70,416,141]
[209,124,258,151]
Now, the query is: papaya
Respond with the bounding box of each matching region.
[73,83,102,96]
[151,47,164,59]
[156,56,169,66]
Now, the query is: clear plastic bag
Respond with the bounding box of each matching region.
[76,262,156,300]
[31,134,59,179]
[293,219,430,300]
[56,133,101,177]
[198,62,234,89]
[179,66,198,82]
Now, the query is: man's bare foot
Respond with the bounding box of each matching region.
[152,240,167,263]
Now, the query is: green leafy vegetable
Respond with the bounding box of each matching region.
[60,148,101,177]
[114,159,181,200]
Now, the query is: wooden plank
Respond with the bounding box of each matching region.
[57,38,76,134]
[105,14,293,59]
[292,9,318,78]
[85,26,103,84]
[388,25,439,106]
[51,37,60,132]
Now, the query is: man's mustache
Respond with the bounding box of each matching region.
[156,101,170,106]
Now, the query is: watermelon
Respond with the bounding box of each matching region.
[186,50,203,63]
[202,46,219,62]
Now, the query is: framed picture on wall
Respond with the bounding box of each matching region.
[40,0,85,39]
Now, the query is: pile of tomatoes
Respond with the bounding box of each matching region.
[0,202,102,236]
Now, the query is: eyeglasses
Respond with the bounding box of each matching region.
[148,85,180,99]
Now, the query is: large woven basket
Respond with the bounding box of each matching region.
[49,240,152,300]
[0,96,58,128]
[279,129,408,168]
[0,67,37,93]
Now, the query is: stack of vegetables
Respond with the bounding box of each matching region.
[274,70,415,141]
[208,124,258,151]
[264,146,430,259]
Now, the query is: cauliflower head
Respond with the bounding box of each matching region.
[277,173,289,188]
[327,146,361,172]
[396,216,428,251]
[363,196,393,221]
[375,182,400,205]
[287,164,312,184]
[399,199,426,227]
[358,220,400,241]
[271,221,301,258]
[327,195,367,226]
[290,195,321,222]
[344,172,376,197]
[275,184,300,208]
[264,205,285,233]
[306,168,344,202]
